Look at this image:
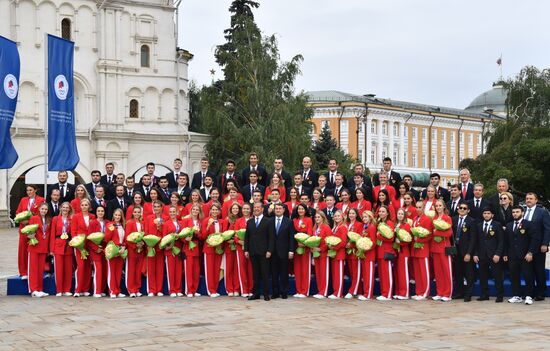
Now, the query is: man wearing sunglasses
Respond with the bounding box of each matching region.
[452,202,477,302]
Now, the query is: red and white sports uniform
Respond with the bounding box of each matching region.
[88,219,109,296]
[221,199,244,219]
[374,204,396,222]
[27,215,50,293]
[351,199,372,213]
[181,217,201,295]
[360,223,377,299]
[71,212,95,294]
[312,224,331,296]
[16,195,44,276]
[431,214,453,298]
[394,222,412,298]
[223,220,240,295]
[200,217,228,295]
[124,219,145,294]
[412,214,433,298]
[104,223,126,295]
[346,220,364,296]
[162,219,184,294]
[372,185,396,205]
[50,215,73,294]
[293,217,313,296]
[329,223,348,297]
[335,202,352,217]
[70,198,82,214]
[376,220,396,299]
[233,217,253,296]
[310,200,327,211]
[144,214,166,294]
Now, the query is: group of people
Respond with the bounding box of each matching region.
[14,154,550,305]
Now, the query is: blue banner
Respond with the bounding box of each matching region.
[47,34,79,171]
[0,36,20,169]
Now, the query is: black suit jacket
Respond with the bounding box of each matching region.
[409,188,420,202]
[324,172,346,189]
[47,183,76,203]
[459,182,475,201]
[475,220,504,259]
[494,206,512,229]
[100,174,116,187]
[466,198,491,222]
[349,184,373,202]
[48,201,61,218]
[524,205,550,247]
[125,187,137,201]
[191,170,217,190]
[199,187,214,203]
[218,173,241,192]
[300,169,319,189]
[91,198,107,216]
[244,216,274,256]
[85,182,101,199]
[322,207,336,228]
[268,216,296,259]
[175,186,192,205]
[106,197,129,220]
[447,198,463,218]
[421,186,450,203]
[242,165,269,187]
[136,185,153,202]
[165,171,183,189]
[373,170,401,189]
[504,220,539,260]
[294,185,311,198]
[242,183,266,203]
[453,215,477,257]
[158,187,172,205]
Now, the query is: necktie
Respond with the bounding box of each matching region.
[328,209,332,216]
[452,201,457,212]
[330,174,334,184]
[60,184,65,197]
[251,185,254,194]
[276,218,281,234]
[255,217,260,228]
[128,189,132,197]
[108,176,111,184]
[165,189,169,197]
[525,208,531,220]
[120,199,124,208]
[458,217,463,229]
[476,199,480,208]
[484,222,488,234]
[304,171,308,180]
[54,203,58,213]
[462,184,467,198]
[513,221,518,231]
[202,173,205,182]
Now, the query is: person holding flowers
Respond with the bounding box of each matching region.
[104,209,127,298]
[234,202,254,297]
[431,199,454,301]
[87,206,109,297]
[50,202,73,296]
[162,206,184,297]
[181,203,203,297]
[124,206,145,297]
[224,203,242,296]
[359,211,377,301]
[312,211,331,299]
[327,210,348,299]
[393,208,413,300]
[144,200,166,296]
[345,207,364,299]
[375,205,396,301]
[292,204,313,298]
[71,198,95,297]
[16,184,44,279]
[411,200,434,300]
[200,203,227,297]
[27,203,50,297]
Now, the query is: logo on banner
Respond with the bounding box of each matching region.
[3,74,18,99]
[54,75,69,100]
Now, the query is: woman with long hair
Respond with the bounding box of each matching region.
[225,203,242,296]
[71,198,95,297]
[284,187,299,216]
[402,192,416,221]
[144,200,166,296]
[143,188,161,219]
[222,188,244,219]
[375,205,395,301]
[70,184,90,215]
[265,173,287,203]
[411,200,434,300]
[423,185,439,213]
[374,189,396,221]
[393,181,410,212]
[200,203,227,297]
[203,188,221,218]
[335,189,352,217]
[87,205,109,297]
[126,192,145,220]
[234,202,254,297]
[104,209,127,298]
[344,207,364,299]
[181,203,203,297]
[292,204,313,298]
[124,206,145,297]
[222,179,244,203]
[15,184,44,278]
[359,211,377,301]
[50,202,74,296]
[327,210,348,299]
[351,187,372,212]
[28,203,51,297]
[163,192,188,220]
[310,187,326,211]
[162,205,184,297]
[431,199,453,302]
[312,211,332,299]
[393,208,412,300]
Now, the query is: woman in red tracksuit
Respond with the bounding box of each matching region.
[126,192,144,220]
[104,209,126,298]
[71,198,95,297]
[28,203,50,297]
[87,206,108,297]
[200,203,227,297]
[50,202,73,296]
[185,189,204,214]
[312,211,331,299]
[431,199,453,301]
[125,206,145,297]
[393,181,410,213]
[345,207,364,299]
[234,202,254,297]
[293,204,313,297]
[143,188,161,219]
[375,205,395,301]
[163,192,188,220]
[144,200,166,296]
[411,200,434,300]
[202,188,222,218]
[284,187,299,215]
[327,210,348,299]
[224,203,242,296]
[310,188,326,212]
[181,203,202,297]
[402,192,416,219]
[335,189,352,217]
[394,208,412,300]
[423,185,438,214]
[374,189,396,222]
[70,184,89,215]
[162,206,184,297]
[359,211,377,301]
[222,189,244,219]
[351,187,372,213]
[16,184,44,278]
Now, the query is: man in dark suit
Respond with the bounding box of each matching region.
[218,159,241,192]
[402,174,420,201]
[241,152,269,187]
[263,188,289,218]
[48,189,62,217]
[317,175,333,199]
[466,183,490,222]
[325,159,346,189]
[242,171,265,203]
[85,170,103,199]
[106,185,129,219]
[100,162,116,187]
[192,157,217,190]
[458,168,474,201]
[91,185,108,216]
[292,173,311,197]
[504,205,539,305]
[373,157,401,192]
[47,170,76,203]
[165,158,183,189]
[125,175,137,200]
[331,174,346,203]
[157,176,172,205]
[523,192,550,301]
[137,174,153,202]
[474,207,504,302]
[349,173,373,202]
[300,156,319,189]
[347,163,373,189]
[447,184,462,217]
[199,175,215,203]
[269,203,295,299]
[244,202,274,301]
[107,173,126,201]
[488,178,510,214]
[270,158,293,190]
[451,202,477,301]
[142,162,159,187]
[421,173,450,203]
[175,173,192,205]
[322,195,337,228]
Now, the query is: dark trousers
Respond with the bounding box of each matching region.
[479,260,503,298]
[250,254,269,297]
[453,256,474,297]
[533,252,547,298]
[271,255,289,296]
[509,259,534,298]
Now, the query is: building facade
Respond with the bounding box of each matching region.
[0,0,208,224]
[308,89,505,186]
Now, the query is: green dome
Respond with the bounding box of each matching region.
[465,85,507,115]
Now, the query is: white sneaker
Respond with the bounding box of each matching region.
[129,293,136,298]
[93,294,102,298]
[525,296,533,305]
[21,275,28,280]
[63,292,73,297]
[344,293,353,299]
[441,297,452,302]
[187,294,194,298]
[409,279,415,284]
[313,294,325,299]
[83,292,90,297]
[328,294,339,299]
[210,293,220,298]
[136,292,142,297]
[117,294,126,298]
[73,293,80,298]
[297,294,306,298]
[358,295,368,301]
[432,295,442,301]
[31,291,40,298]
[56,293,62,297]
[233,292,240,297]
[508,296,523,303]
[227,292,234,297]
[101,293,106,297]
[157,292,164,297]
[177,293,184,297]
[170,293,177,297]
[148,293,154,297]
[376,296,391,301]
[395,295,409,300]
[241,293,249,298]
[194,293,201,297]
[293,293,301,298]
[413,295,426,301]
[110,294,116,299]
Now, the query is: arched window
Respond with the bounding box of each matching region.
[129,99,139,118]
[140,45,150,67]
[61,18,71,40]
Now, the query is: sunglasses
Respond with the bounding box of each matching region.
[458,206,468,210]
[500,197,508,200]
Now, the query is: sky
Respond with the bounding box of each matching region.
[179,0,550,109]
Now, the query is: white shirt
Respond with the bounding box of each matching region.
[525,205,536,221]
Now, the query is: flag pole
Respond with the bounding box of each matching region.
[44,33,48,198]
[499,54,503,81]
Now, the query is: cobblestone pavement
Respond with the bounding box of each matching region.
[1,229,549,350]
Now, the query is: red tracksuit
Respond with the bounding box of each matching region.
[373,186,396,205]
[124,219,146,294]
[162,205,189,221]
[50,215,73,294]
[360,223,377,299]
[88,219,109,295]
[335,202,352,217]
[412,214,433,298]
[71,212,95,294]
[313,224,331,296]
[351,199,372,212]
[234,217,253,295]
[181,217,201,295]
[374,204,396,222]
[104,223,126,295]
[70,198,82,214]
[224,220,241,295]
[16,196,44,277]
[200,217,228,295]
[27,216,50,293]
[431,214,453,298]
[221,199,244,219]
[330,224,348,297]
[162,219,184,294]
[346,220,364,296]
[395,222,412,298]
[144,214,166,294]
[376,220,395,298]
[294,217,313,296]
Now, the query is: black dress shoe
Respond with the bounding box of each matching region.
[495,297,503,303]
[264,296,270,301]
[248,295,260,301]
[476,296,489,301]
[271,294,280,299]
[535,296,545,301]
[281,294,288,299]
[464,296,471,302]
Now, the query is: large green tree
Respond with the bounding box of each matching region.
[189,0,312,172]
[311,123,356,177]
[461,66,550,203]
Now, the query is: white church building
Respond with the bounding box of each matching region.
[0,0,208,224]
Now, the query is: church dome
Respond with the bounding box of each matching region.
[465,84,507,116]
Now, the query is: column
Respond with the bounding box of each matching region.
[365,113,371,168]
[388,120,395,164]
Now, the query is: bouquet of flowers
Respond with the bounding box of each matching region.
[377,223,394,240]
[126,232,144,253]
[425,210,436,219]
[294,233,310,255]
[14,211,32,224]
[433,219,451,231]
[177,227,196,250]
[325,236,342,258]
[69,234,89,259]
[304,236,322,258]
[396,229,412,243]
[87,232,105,246]
[206,233,224,254]
[104,241,128,260]
[235,229,246,245]
[411,226,431,249]
[21,224,39,246]
[221,230,236,251]
[143,235,161,257]
[355,237,374,259]
[346,231,361,255]
[159,233,176,250]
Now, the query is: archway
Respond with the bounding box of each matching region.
[132,164,171,183]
